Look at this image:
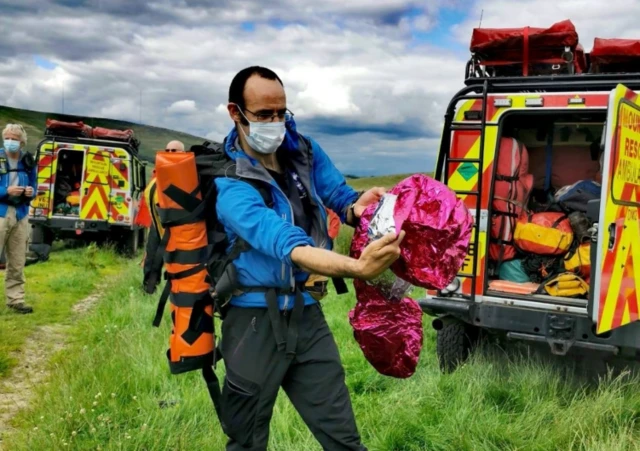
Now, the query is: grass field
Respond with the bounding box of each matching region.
[1,163,639,449]
[2,254,640,450]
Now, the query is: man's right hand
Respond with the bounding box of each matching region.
[7,186,24,196]
[355,231,406,280]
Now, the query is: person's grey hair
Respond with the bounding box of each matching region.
[2,123,27,145]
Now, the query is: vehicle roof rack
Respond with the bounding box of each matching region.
[463,72,640,94]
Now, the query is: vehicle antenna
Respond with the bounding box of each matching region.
[478,9,484,28]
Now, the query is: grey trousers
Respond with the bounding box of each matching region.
[220,303,366,451]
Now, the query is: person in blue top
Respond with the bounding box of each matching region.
[1,124,37,314]
[214,66,405,451]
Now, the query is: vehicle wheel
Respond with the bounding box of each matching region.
[435,317,479,373]
[31,225,54,246]
[116,229,139,257]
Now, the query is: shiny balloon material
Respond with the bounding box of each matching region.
[351,174,473,290]
[348,174,473,378]
[349,279,424,378]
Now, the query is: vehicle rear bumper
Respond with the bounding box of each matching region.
[28,216,134,232]
[419,295,640,354]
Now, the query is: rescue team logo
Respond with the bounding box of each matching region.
[597,86,640,334]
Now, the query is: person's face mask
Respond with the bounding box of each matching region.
[237,109,286,155]
[3,139,21,153]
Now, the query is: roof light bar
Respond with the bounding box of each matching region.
[493,98,512,107]
[525,97,544,107]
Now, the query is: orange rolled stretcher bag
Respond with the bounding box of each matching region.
[153,151,214,374]
[149,142,274,428]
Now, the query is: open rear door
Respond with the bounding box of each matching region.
[80,147,111,220]
[592,84,640,334]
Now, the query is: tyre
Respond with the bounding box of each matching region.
[31,224,54,246]
[435,317,479,373]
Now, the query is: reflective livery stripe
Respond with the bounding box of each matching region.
[595,85,640,334]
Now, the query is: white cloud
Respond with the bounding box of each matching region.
[167,99,197,114]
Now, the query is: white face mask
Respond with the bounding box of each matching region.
[238,111,286,155]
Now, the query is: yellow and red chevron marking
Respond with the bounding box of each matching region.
[108,159,130,191]
[597,183,640,334]
[596,85,640,334]
[80,184,109,220]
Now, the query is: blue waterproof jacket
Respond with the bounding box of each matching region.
[0,149,37,222]
[215,120,359,310]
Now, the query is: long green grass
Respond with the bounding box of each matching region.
[3,255,640,450]
[0,243,127,379]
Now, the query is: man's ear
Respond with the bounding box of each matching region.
[227,103,241,123]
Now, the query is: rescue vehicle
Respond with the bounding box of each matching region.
[28,119,147,255]
[419,20,640,371]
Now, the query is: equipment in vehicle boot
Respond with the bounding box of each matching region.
[514,212,573,256]
[489,137,534,263]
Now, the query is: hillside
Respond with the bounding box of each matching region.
[0,106,207,164]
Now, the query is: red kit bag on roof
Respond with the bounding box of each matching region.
[92,127,134,141]
[45,118,93,138]
[470,19,585,75]
[590,38,640,73]
[490,137,534,263]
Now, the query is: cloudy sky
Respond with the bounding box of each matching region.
[1,0,639,175]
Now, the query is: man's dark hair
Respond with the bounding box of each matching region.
[228,66,284,111]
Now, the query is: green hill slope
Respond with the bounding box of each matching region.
[0,105,207,164]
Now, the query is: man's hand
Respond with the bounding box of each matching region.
[24,187,34,198]
[353,187,386,218]
[7,186,24,196]
[355,231,405,280]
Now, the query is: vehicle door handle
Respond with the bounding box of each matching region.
[608,223,616,250]
[84,188,88,195]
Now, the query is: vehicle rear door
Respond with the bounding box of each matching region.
[108,148,131,224]
[30,141,57,219]
[592,84,640,334]
[80,147,111,221]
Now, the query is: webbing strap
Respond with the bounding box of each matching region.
[165,264,205,281]
[164,245,213,265]
[202,365,225,430]
[181,298,214,345]
[152,282,171,327]
[263,287,305,360]
[544,128,554,192]
[265,289,287,352]
[332,277,348,295]
[285,289,305,359]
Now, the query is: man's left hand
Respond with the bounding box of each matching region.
[353,187,386,218]
[24,187,34,198]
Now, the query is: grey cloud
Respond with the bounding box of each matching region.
[0,0,464,175]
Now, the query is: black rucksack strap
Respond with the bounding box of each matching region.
[332,277,348,295]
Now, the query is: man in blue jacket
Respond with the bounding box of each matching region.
[1,124,37,314]
[215,66,405,451]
